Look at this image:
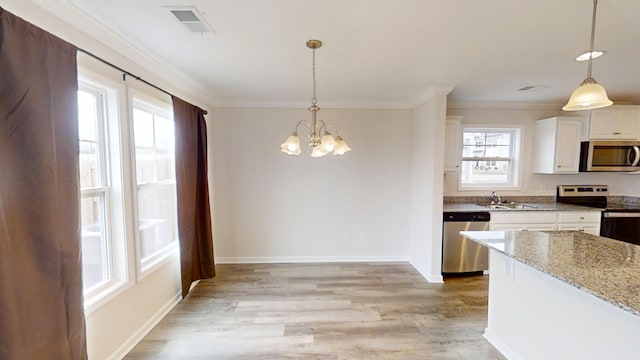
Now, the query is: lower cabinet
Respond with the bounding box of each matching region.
[557,211,601,235]
[490,212,557,231]
[490,211,600,234]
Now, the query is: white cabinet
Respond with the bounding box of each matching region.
[533,117,583,174]
[490,212,557,231]
[589,108,640,140]
[444,116,462,172]
[490,211,601,235]
[557,211,601,235]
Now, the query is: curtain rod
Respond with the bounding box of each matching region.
[77,48,208,115]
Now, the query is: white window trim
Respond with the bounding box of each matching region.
[78,69,132,314]
[127,88,179,280]
[458,124,524,191]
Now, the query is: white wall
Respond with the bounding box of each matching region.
[1,2,213,359]
[445,106,639,197]
[622,175,640,197]
[85,258,181,359]
[209,107,413,262]
[408,93,449,282]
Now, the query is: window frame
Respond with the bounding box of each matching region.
[458,125,524,191]
[128,89,179,279]
[78,70,131,314]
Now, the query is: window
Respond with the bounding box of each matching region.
[77,70,179,310]
[131,96,178,273]
[78,86,110,290]
[78,75,128,309]
[459,126,522,189]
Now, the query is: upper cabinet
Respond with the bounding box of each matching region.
[533,117,583,174]
[444,116,462,172]
[589,107,640,140]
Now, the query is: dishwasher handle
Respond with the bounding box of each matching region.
[603,212,640,218]
[444,212,491,222]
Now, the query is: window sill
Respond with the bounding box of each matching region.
[138,241,179,281]
[84,278,132,316]
[458,185,521,192]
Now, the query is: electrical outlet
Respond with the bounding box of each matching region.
[360,232,366,242]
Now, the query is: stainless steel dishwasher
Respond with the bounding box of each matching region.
[442,212,490,274]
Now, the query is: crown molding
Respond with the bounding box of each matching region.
[212,100,417,110]
[26,0,216,111]
[447,101,566,110]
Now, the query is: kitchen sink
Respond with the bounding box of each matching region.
[509,204,538,209]
[478,203,538,210]
[481,204,511,209]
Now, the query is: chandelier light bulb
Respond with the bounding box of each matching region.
[321,132,337,152]
[311,145,328,158]
[333,136,352,155]
[280,132,301,155]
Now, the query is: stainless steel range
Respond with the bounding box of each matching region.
[557,185,640,245]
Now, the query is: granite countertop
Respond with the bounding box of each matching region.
[461,230,640,317]
[443,202,601,212]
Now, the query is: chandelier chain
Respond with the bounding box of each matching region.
[311,48,318,106]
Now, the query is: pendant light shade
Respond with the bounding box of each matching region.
[332,136,352,156]
[320,132,337,152]
[562,77,613,111]
[280,132,302,155]
[563,0,613,111]
[310,145,328,158]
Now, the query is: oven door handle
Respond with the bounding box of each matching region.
[631,146,640,167]
[603,212,640,218]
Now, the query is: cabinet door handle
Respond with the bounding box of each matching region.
[631,146,640,167]
[579,216,584,220]
[613,132,621,135]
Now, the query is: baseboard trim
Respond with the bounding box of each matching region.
[216,256,446,284]
[215,255,409,264]
[483,328,522,360]
[408,258,444,283]
[106,291,182,360]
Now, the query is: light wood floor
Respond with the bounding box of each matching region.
[125,263,504,359]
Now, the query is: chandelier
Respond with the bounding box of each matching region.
[563,0,613,111]
[280,40,351,157]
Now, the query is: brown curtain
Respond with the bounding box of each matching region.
[172,97,215,298]
[0,8,87,360]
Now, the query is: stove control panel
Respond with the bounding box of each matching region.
[557,185,608,197]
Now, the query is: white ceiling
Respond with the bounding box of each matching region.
[59,0,640,107]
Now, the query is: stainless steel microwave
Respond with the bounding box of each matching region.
[579,141,640,172]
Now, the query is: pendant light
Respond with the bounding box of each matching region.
[280,40,351,157]
[563,0,613,111]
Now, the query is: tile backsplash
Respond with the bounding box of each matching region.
[444,196,556,204]
[444,195,640,205]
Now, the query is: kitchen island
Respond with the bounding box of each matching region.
[460,230,640,360]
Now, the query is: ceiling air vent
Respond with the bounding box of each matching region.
[164,6,215,34]
[517,85,549,92]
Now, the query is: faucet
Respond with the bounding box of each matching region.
[490,191,502,204]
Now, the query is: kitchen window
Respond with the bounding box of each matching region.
[131,94,178,274]
[78,74,128,311]
[459,126,522,189]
